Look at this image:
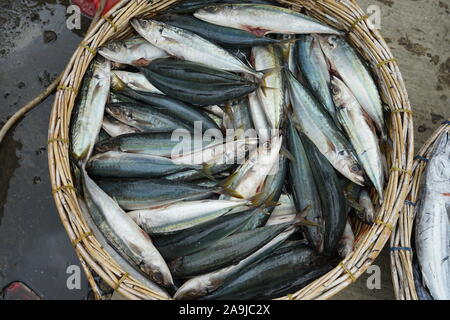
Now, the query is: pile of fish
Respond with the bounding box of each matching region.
[69,1,388,299]
[414,130,449,300]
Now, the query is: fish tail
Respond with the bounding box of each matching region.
[248,192,267,207]
[346,196,365,213]
[217,171,244,198]
[224,102,235,122]
[219,169,238,188]
[264,190,282,208]
[292,205,320,228]
[111,72,127,92]
[219,186,244,199]
[200,163,217,181]
[276,37,298,45]
[280,145,295,161]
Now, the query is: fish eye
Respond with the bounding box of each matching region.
[351,164,361,173]
[338,150,347,156]
[328,36,338,48]
[332,86,340,95]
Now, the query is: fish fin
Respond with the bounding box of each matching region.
[132,58,151,67]
[220,169,238,188]
[292,206,321,228]
[292,120,303,133]
[249,191,281,208]
[200,163,217,181]
[248,192,267,207]
[297,205,311,219]
[219,186,244,199]
[224,102,235,122]
[295,218,321,228]
[280,145,295,162]
[263,191,282,209]
[239,25,270,37]
[346,196,365,213]
[111,72,127,92]
[276,38,298,45]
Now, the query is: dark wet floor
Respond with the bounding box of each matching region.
[0,0,93,299]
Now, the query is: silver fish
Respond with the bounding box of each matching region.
[286,71,365,185]
[86,151,201,178]
[131,19,262,78]
[194,4,341,36]
[77,196,170,299]
[338,218,355,259]
[98,36,168,66]
[415,131,450,300]
[358,189,376,224]
[127,199,251,236]
[81,169,174,289]
[332,76,384,200]
[102,114,141,137]
[317,35,386,140]
[248,90,270,145]
[71,57,111,163]
[297,34,338,125]
[252,45,285,129]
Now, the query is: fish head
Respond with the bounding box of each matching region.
[330,76,352,109]
[336,150,366,186]
[316,34,341,54]
[98,40,129,61]
[131,19,164,43]
[173,280,206,300]
[106,104,134,123]
[194,4,231,24]
[90,57,111,80]
[195,4,227,15]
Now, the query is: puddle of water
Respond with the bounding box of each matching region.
[0,0,92,299]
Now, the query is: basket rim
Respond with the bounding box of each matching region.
[390,119,450,300]
[47,0,415,300]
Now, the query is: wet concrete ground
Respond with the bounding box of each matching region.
[0,0,91,299]
[0,0,448,300]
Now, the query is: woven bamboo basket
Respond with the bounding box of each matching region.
[48,0,414,300]
[390,119,449,300]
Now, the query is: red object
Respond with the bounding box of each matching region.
[2,282,41,300]
[71,0,121,17]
